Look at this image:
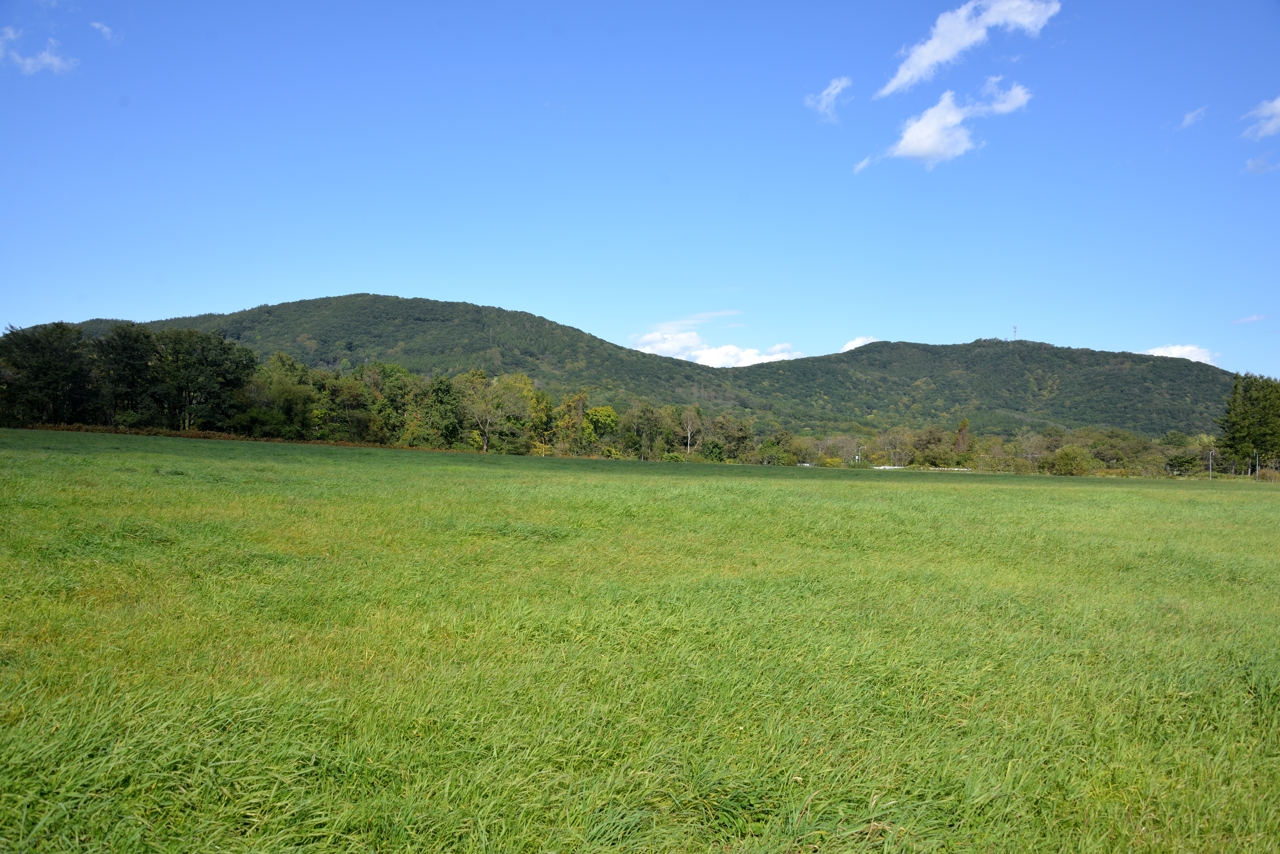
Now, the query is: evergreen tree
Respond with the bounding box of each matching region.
[1219,374,1280,468]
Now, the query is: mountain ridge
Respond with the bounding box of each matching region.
[72,293,1234,436]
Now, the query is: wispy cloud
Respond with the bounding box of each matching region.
[1142,344,1216,365]
[1180,105,1207,129]
[90,22,118,42]
[890,77,1030,166]
[805,76,853,122]
[853,157,872,174]
[1246,154,1279,175]
[841,336,880,351]
[634,312,802,367]
[1243,95,1280,141]
[981,75,1031,111]
[1234,315,1266,324]
[876,0,1059,98]
[1,27,78,74]
[647,311,739,335]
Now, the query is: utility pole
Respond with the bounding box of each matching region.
[1209,448,1214,481]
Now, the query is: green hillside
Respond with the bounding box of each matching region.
[76,293,1234,436]
[77,294,714,406]
[732,339,1233,436]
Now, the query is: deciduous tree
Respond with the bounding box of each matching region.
[680,405,702,454]
[152,329,258,431]
[0,323,98,426]
[458,370,531,452]
[97,323,160,426]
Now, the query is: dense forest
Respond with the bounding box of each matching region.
[74,294,1235,437]
[3,321,1277,477]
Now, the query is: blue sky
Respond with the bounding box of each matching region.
[2,1,1277,375]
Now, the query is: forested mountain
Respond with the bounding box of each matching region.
[75,293,1234,436]
[78,294,707,405]
[730,339,1232,436]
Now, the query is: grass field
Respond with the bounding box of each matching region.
[2,429,1279,852]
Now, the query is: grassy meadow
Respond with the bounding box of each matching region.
[2,429,1279,852]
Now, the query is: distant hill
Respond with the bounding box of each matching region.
[74,294,1233,436]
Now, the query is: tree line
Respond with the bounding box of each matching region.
[0,322,730,459]
[2,322,1277,477]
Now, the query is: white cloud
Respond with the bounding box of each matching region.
[805,76,853,122]
[1,29,78,74]
[636,331,803,367]
[876,0,1059,98]
[692,343,802,368]
[90,22,117,42]
[633,312,734,360]
[1234,315,1266,324]
[889,78,1030,166]
[634,312,801,367]
[635,330,705,358]
[1243,95,1280,141]
[1142,344,1216,365]
[853,156,872,174]
[893,92,973,163]
[1180,105,1207,129]
[841,336,880,351]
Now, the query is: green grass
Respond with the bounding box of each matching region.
[1,429,1278,852]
